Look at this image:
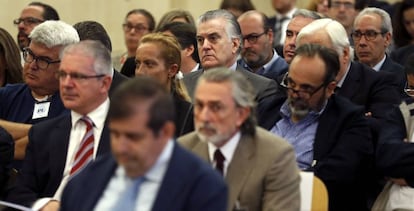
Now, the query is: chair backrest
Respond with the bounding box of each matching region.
[300,171,329,211]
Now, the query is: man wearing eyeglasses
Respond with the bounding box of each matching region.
[0,21,79,164]
[14,2,59,51]
[6,40,112,211]
[270,43,373,211]
[353,7,406,94]
[237,10,288,81]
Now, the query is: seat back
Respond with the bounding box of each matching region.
[300,171,329,211]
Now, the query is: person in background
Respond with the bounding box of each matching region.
[390,0,414,65]
[14,2,59,51]
[155,9,195,31]
[220,0,255,18]
[157,22,200,79]
[307,0,329,16]
[135,33,194,137]
[116,9,155,75]
[0,28,23,86]
[268,0,297,52]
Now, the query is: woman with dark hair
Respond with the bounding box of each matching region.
[393,0,414,48]
[0,28,23,87]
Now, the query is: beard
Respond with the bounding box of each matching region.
[196,122,233,146]
[288,92,327,120]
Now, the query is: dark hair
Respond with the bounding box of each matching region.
[404,53,414,75]
[73,21,112,52]
[220,0,255,14]
[156,9,195,31]
[157,22,200,63]
[125,9,156,32]
[109,76,175,135]
[0,28,23,85]
[29,2,59,20]
[393,0,414,48]
[294,43,340,84]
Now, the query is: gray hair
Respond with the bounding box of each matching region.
[60,40,112,76]
[29,20,80,48]
[198,9,243,53]
[297,18,354,61]
[354,7,393,36]
[292,9,324,20]
[197,67,256,136]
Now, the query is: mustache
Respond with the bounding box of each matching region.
[196,122,216,132]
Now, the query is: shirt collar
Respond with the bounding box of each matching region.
[372,54,387,71]
[336,62,351,88]
[70,97,110,130]
[228,61,238,71]
[275,7,296,19]
[262,49,281,71]
[207,131,241,165]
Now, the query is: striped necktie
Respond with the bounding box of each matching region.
[214,149,225,176]
[70,116,94,176]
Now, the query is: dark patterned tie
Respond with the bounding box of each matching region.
[214,149,225,176]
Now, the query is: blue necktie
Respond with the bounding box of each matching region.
[112,177,145,211]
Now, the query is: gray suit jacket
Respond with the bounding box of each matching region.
[178,127,300,211]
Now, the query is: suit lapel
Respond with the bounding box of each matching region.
[191,139,210,163]
[97,125,110,156]
[226,134,255,208]
[338,63,360,99]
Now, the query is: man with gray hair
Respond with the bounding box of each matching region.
[0,20,79,163]
[6,40,113,211]
[352,7,406,93]
[179,68,300,211]
[296,18,400,119]
[283,9,323,64]
[183,9,279,128]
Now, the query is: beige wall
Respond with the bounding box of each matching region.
[0,0,395,55]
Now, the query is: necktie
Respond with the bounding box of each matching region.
[70,116,94,176]
[274,17,288,45]
[214,149,225,176]
[112,177,145,211]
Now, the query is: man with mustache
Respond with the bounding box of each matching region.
[179,68,300,211]
[269,43,373,211]
[14,2,59,51]
[237,10,288,81]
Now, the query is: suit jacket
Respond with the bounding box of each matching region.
[5,114,111,207]
[265,95,373,210]
[60,142,228,211]
[183,66,279,128]
[376,97,414,186]
[237,56,289,82]
[172,91,194,137]
[0,127,13,198]
[380,55,406,95]
[337,61,401,119]
[390,44,414,66]
[109,69,128,97]
[178,127,300,211]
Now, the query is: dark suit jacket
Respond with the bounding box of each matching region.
[5,114,111,207]
[60,142,228,211]
[183,66,279,127]
[376,98,414,187]
[120,57,135,77]
[265,95,373,211]
[380,55,406,95]
[109,70,128,97]
[0,127,13,198]
[178,127,300,211]
[337,61,401,119]
[172,91,194,137]
[391,44,414,66]
[237,56,289,82]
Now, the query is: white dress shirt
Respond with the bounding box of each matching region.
[207,132,241,176]
[93,140,174,211]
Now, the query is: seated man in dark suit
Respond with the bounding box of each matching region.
[5,40,114,210]
[73,20,128,97]
[269,43,373,210]
[183,9,279,127]
[61,77,228,211]
[237,10,288,81]
[352,7,406,94]
[179,68,300,211]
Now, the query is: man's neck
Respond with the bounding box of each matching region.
[31,89,56,100]
[181,59,198,74]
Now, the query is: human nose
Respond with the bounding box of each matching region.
[135,65,145,76]
[197,106,212,122]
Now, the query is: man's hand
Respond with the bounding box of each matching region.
[40,200,60,211]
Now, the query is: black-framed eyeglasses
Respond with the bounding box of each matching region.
[13,17,44,26]
[23,48,60,70]
[122,23,148,32]
[280,73,326,98]
[351,30,387,41]
[242,32,266,44]
[331,1,355,9]
[55,71,106,81]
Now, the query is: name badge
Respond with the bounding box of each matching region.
[32,102,51,119]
